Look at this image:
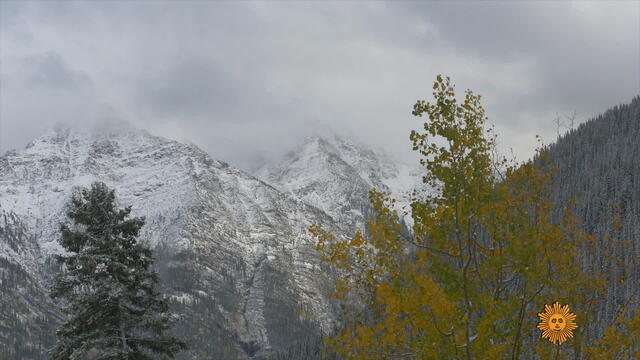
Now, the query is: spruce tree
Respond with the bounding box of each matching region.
[50,181,186,359]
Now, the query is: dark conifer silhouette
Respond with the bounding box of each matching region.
[50,181,186,359]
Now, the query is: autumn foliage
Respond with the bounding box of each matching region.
[310,76,639,359]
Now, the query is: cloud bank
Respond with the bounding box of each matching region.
[1,1,638,171]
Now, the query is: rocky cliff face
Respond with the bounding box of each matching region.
[0,206,61,358]
[0,123,357,359]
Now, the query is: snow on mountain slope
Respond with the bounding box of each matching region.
[1,122,194,258]
[0,122,345,359]
[255,135,422,231]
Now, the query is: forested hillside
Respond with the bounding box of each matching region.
[545,96,640,332]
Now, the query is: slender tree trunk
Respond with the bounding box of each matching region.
[511,282,528,360]
[455,196,472,360]
[119,298,127,355]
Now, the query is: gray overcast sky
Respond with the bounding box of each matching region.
[1,1,639,171]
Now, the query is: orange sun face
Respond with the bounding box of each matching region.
[549,314,566,331]
[537,302,577,345]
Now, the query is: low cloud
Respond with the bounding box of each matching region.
[1,1,638,171]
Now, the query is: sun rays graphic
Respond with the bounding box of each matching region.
[537,302,578,345]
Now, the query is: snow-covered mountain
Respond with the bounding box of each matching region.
[255,135,421,232]
[0,123,353,359]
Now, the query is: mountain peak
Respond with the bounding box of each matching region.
[255,134,421,231]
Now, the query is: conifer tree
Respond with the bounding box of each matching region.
[50,181,186,359]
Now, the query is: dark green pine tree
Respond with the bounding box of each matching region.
[50,181,187,359]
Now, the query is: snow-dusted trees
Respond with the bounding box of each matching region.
[543,96,640,358]
[49,181,186,359]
